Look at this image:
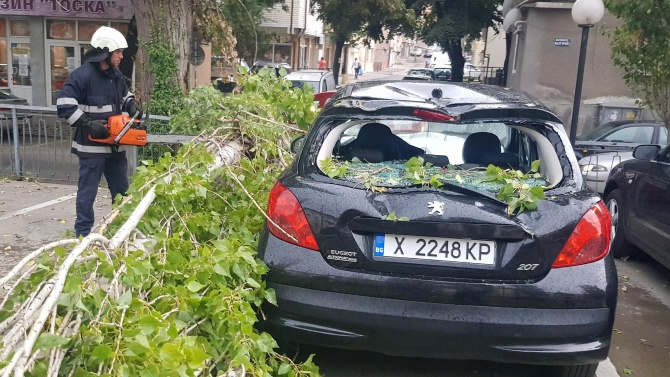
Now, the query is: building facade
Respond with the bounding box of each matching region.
[505,0,650,134]
[259,0,325,70]
[0,0,133,106]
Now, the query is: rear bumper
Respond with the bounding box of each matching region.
[259,233,617,365]
[262,283,612,365]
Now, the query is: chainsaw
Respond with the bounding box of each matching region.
[88,112,147,146]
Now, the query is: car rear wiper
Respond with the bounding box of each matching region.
[435,179,507,206]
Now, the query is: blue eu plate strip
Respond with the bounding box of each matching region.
[374,234,385,256]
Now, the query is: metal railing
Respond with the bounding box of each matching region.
[0,104,192,182]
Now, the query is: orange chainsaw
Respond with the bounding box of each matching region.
[88,112,147,146]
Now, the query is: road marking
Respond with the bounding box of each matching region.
[597,358,620,377]
[0,193,76,222]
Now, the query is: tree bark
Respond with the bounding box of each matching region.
[446,39,465,82]
[332,36,346,85]
[132,0,192,104]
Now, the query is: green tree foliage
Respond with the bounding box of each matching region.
[407,0,502,82]
[605,0,670,140]
[0,65,320,377]
[311,0,410,84]
[221,0,281,63]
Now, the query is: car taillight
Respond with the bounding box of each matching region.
[267,181,319,251]
[552,201,611,268]
[413,109,455,122]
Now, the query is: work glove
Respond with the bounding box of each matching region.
[80,118,110,139]
[127,99,143,120]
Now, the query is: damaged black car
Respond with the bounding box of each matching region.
[258,81,617,377]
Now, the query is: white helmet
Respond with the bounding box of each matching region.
[90,26,128,51]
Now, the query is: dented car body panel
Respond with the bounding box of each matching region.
[258,81,617,368]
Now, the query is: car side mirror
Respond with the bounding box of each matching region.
[632,144,661,160]
[291,136,306,154]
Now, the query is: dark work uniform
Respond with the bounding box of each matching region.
[56,61,135,237]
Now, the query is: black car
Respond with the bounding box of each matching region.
[604,144,670,269]
[574,120,666,159]
[258,81,617,377]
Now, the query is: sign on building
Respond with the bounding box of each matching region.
[0,0,132,19]
[554,38,570,47]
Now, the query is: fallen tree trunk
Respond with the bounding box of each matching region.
[0,110,319,376]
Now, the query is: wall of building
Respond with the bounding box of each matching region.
[507,4,636,135]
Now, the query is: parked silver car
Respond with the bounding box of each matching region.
[579,151,633,194]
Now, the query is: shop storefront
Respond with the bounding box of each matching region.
[0,0,132,105]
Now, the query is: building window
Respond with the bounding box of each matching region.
[78,21,106,41]
[11,43,31,86]
[46,20,76,40]
[9,19,29,37]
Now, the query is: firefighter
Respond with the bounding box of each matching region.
[57,26,143,238]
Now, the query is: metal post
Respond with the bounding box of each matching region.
[11,108,21,178]
[569,26,591,145]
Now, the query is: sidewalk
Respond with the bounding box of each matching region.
[0,179,111,275]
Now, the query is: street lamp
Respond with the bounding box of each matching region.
[569,0,605,145]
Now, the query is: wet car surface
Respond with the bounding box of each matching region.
[604,144,670,269]
[258,81,617,377]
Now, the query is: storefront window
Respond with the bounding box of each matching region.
[10,43,30,86]
[9,19,30,37]
[111,22,129,36]
[273,44,292,64]
[78,21,105,41]
[47,20,75,40]
[0,18,6,38]
[50,46,75,104]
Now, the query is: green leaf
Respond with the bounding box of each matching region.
[34,334,70,350]
[117,290,132,309]
[187,280,205,292]
[278,363,292,375]
[530,160,541,173]
[90,344,115,361]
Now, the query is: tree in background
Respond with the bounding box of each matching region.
[605,0,670,141]
[408,0,502,82]
[312,0,410,84]
[222,0,281,64]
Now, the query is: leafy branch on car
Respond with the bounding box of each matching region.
[481,160,546,215]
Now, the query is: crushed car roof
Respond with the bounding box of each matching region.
[325,81,561,123]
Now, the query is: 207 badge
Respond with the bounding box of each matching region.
[428,201,445,216]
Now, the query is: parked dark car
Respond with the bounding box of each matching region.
[258,81,617,377]
[574,120,666,159]
[604,144,670,269]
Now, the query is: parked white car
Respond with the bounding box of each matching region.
[579,151,633,194]
[463,63,483,81]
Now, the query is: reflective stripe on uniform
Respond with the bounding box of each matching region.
[57,97,78,106]
[71,141,113,154]
[123,91,134,105]
[78,104,114,113]
[67,109,85,125]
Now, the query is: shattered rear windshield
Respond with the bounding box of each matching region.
[318,119,559,192]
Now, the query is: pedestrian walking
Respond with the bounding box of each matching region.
[56,26,143,238]
[352,58,361,79]
[318,57,327,70]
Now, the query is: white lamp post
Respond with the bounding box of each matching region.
[569,0,605,145]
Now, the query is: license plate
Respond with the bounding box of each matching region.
[374,234,495,265]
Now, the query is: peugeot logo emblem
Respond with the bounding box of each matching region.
[428,201,445,216]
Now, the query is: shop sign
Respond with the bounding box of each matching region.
[0,0,132,19]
